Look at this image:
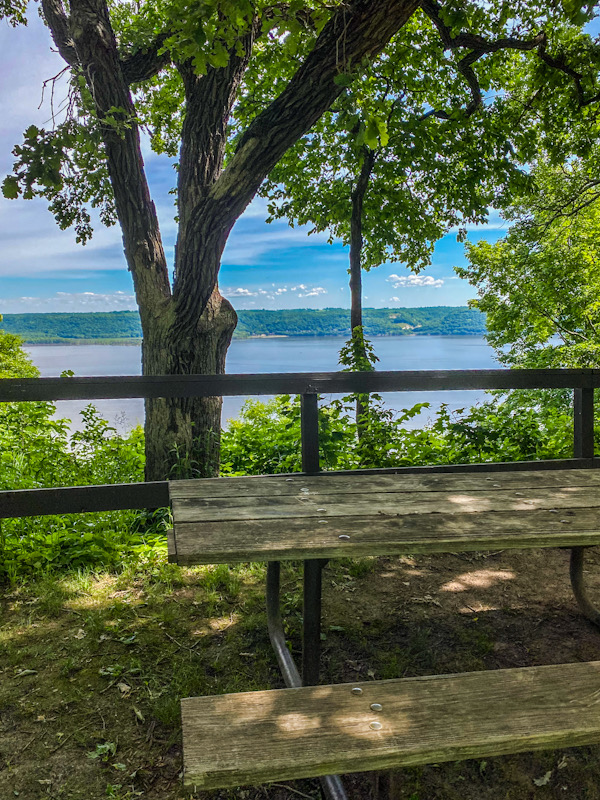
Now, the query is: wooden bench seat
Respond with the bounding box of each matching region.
[168,468,600,564]
[181,660,600,790]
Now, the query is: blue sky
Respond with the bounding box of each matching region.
[0,11,507,315]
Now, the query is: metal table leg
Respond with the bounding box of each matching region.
[570,547,600,628]
[266,561,302,687]
[266,561,348,800]
[303,559,324,686]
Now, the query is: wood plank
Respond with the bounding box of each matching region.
[172,485,600,523]
[181,661,600,790]
[170,506,600,564]
[169,468,600,501]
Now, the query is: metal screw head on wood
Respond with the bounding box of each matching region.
[370,703,383,712]
[369,721,383,730]
[338,534,350,541]
[351,687,363,695]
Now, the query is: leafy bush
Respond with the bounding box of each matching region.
[221,391,578,476]
[221,395,353,475]
[0,324,165,582]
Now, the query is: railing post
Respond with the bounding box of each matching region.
[300,392,323,686]
[574,387,594,460]
[300,393,320,474]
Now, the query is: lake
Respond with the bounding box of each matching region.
[25,335,498,432]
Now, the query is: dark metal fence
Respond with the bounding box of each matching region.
[0,369,596,519]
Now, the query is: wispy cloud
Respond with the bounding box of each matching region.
[291,284,327,297]
[448,209,508,234]
[387,274,444,289]
[223,283,328,304]
[0,292,137,314]
[223,219,330,265]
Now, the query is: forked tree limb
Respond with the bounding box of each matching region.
[421,0,545,118]
[174,0,421,323]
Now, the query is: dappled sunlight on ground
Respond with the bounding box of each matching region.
[3,548,600,798]
[440,569,516,593]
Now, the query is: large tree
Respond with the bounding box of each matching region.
[3,0,600,479]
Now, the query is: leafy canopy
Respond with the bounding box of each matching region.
[241,4,600,273]
[458,156,600,369]
[3,0,600,254]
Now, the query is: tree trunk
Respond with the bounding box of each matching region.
[349,148,376,432]
[143,289,237,481]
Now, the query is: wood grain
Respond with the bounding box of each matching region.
[169,468,600,563]
[171,486,600,523]
[181,661,600,789]
[169,468,600,500]
[170,507,600,564]
[167,529,177,562]
[1,368,597,403]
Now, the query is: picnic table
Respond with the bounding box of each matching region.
[168,467,600,797]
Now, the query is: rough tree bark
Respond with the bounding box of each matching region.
[41,0,421,480]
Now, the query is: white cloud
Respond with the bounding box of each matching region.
[0,197,126,276]
[223,283,328,303]
[387,274,444,289]
[291,285,327,298]
[0,292,137,313]
[227,287,257,297]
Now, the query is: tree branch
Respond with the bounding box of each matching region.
[66,0,172,329]
[421,0,545,119]
[176,21,259,233]
[121,34,171,84]
[173,24,258,326]
[173,0,421,321]
[40,0,78,66]
[350,147,376,332]
[537,39,588,107]
[424,0,600,114]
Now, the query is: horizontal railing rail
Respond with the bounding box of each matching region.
[0,369,596,519]
[1,368,599,402]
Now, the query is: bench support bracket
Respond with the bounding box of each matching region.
[570,546,600,628]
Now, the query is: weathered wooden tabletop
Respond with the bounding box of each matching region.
[168,468,600,565]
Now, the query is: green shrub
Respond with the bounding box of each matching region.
[0,325,164,582]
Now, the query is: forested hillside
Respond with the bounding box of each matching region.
[1,307,485,343]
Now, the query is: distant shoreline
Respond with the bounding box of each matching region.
[5,307,486,343]
[22,332,489,346]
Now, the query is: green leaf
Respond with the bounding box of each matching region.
[333,73,355,88]
[364,118,379,149]
[2,175,20,199]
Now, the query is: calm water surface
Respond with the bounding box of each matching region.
[26,335,498,432]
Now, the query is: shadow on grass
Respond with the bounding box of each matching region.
[1,548,600,799]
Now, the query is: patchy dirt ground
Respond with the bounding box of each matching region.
[2,546,600,800]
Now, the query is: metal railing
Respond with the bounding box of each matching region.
[0,368,597,518]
